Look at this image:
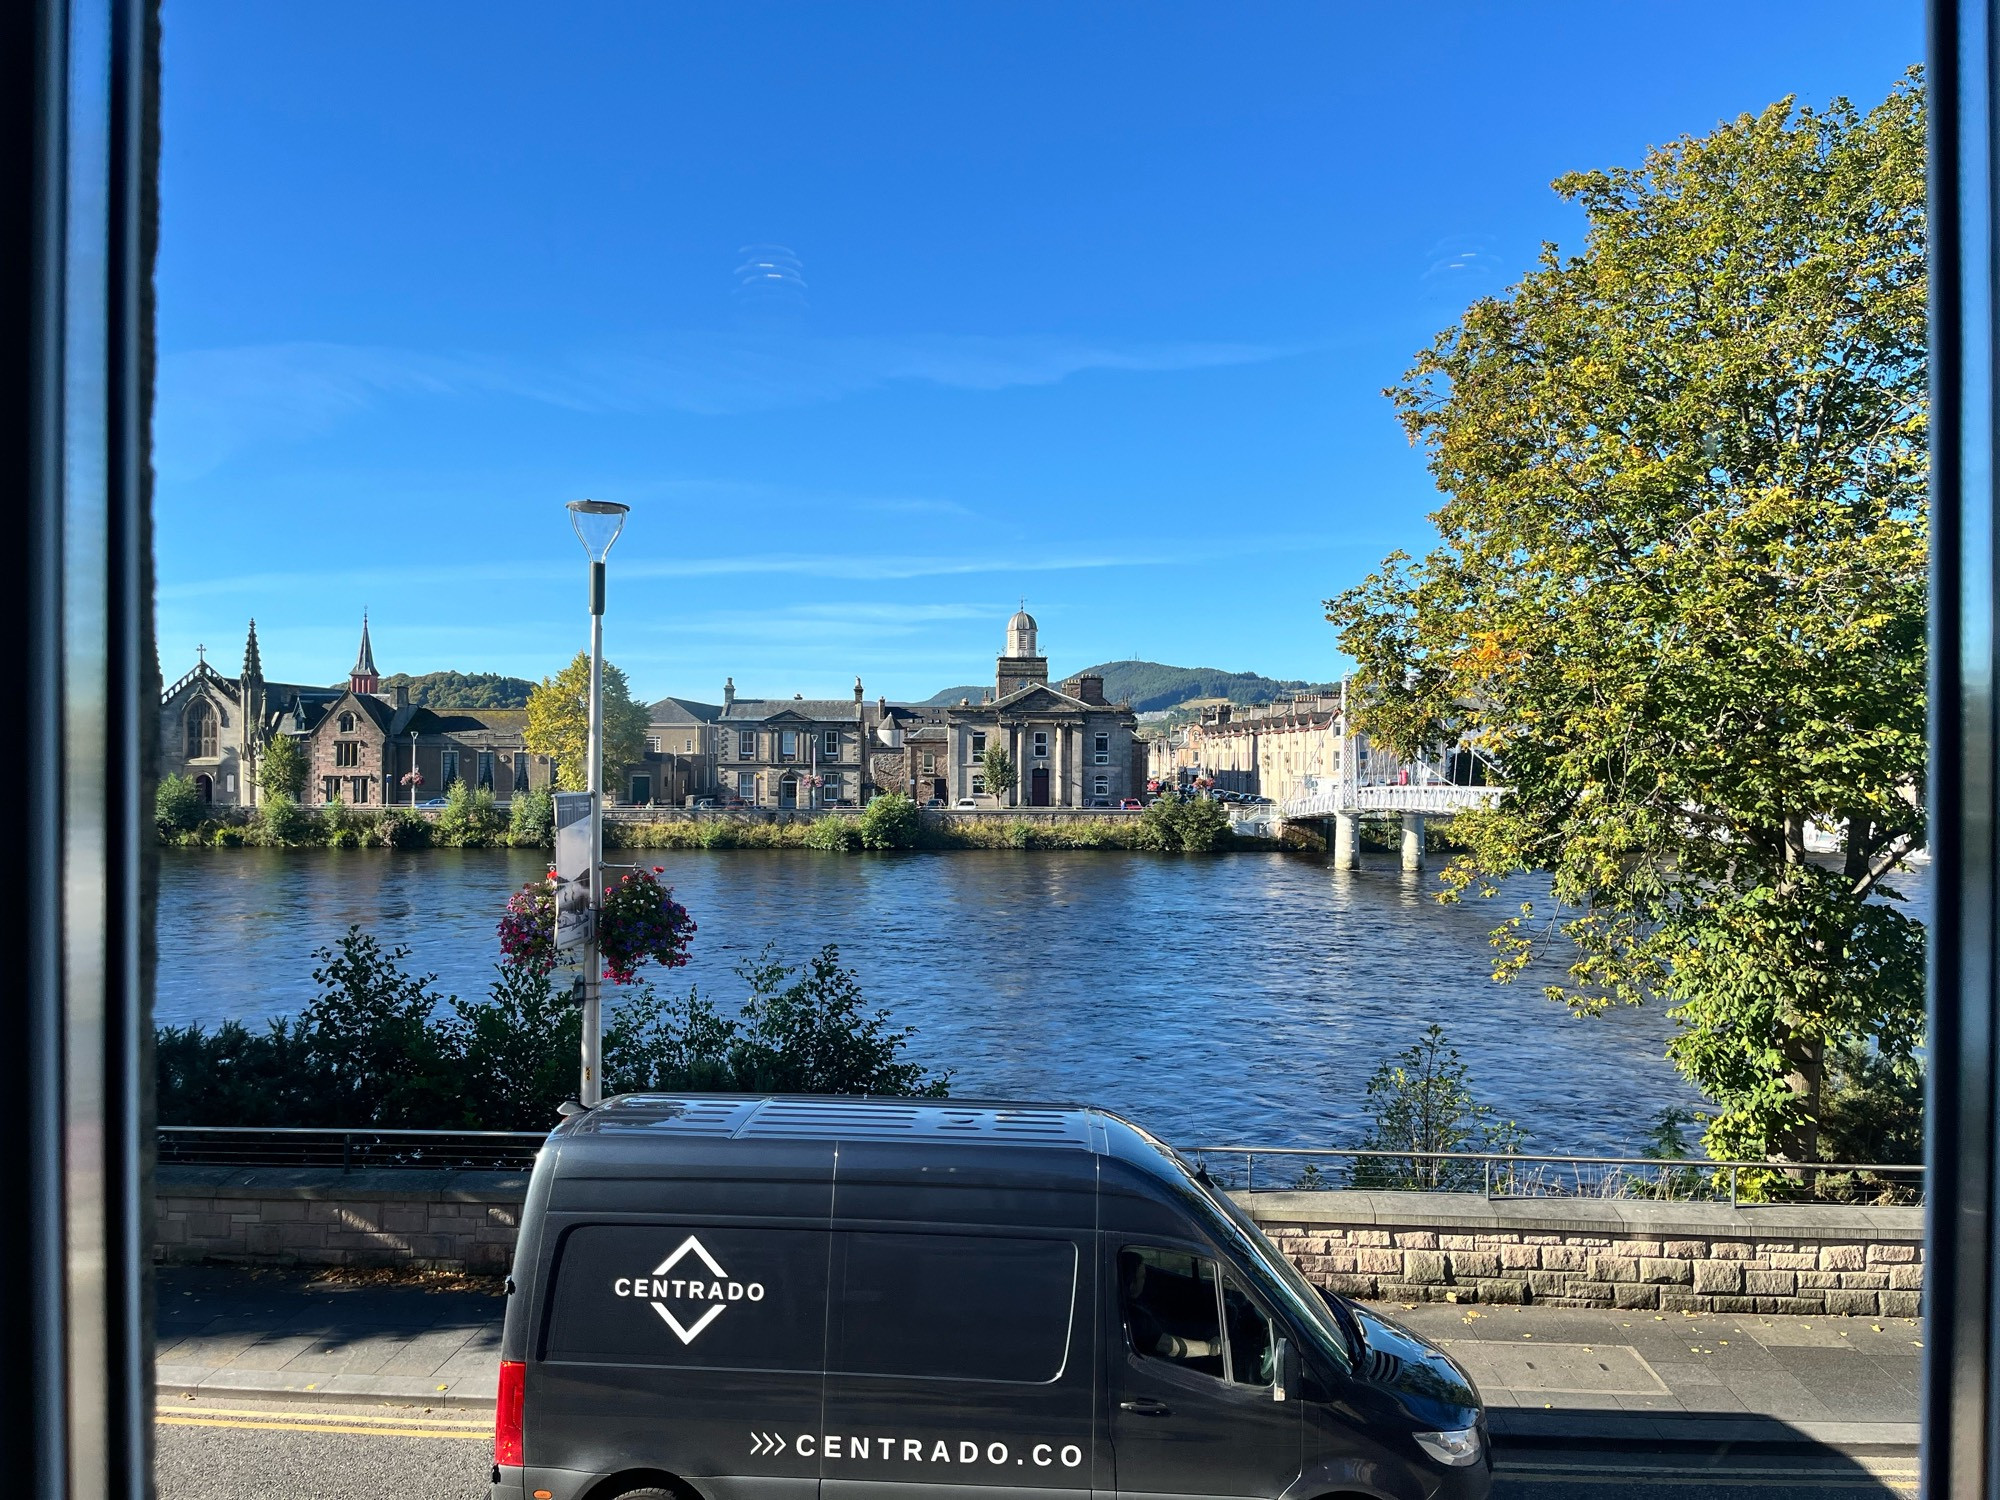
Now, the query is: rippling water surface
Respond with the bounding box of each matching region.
[158,848,1922,1155]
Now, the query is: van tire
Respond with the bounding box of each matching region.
[607,1491,677,1500]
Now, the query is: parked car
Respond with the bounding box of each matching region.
[689,797,716,810]
[494,1095,1492,1500]
[954,797,978,809]
[1120,798,1143,810]
[415,797,448,809]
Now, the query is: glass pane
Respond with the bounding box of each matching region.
[1119,1246,1222,1378]
[1222,1277,1272,1385]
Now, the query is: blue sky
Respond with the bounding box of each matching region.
[156,1,1921,704]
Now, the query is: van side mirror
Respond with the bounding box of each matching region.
[1273,1336,1296,1402]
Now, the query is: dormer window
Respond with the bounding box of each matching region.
[339,711,355,733]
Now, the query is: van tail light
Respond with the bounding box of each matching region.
[495,1360,526,1466]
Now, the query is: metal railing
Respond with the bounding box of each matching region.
[154,1127,1927,1205]
[157,1126,547,1173]
[1183,1145,1925,1206]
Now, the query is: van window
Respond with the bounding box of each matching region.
[1222,1275,1274,1385]
[832,1232,1076,1383]
[543,1226,828,1370]
[1118,1247,1224,1378]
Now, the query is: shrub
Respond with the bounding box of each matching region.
[1138,796,1232,853]
[805,815,862,852]
[509,784,554,847]
[377,807,432,849]
[435,780,504,847]
[858,792,920,850]
[251,792,319,847]
[1349,1024,1523,1191]
[156,773,203,837]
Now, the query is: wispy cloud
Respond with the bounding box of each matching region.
[156,331,1297,479]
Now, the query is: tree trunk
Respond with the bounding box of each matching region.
[1775,1030,1825,1167]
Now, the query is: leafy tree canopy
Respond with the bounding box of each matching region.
[379,670,535,709]
[1326,74,1928,1165]
[524,652,650,791]
[257,732,308,802]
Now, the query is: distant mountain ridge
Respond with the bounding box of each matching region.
[925,660,1335,714]
[379,670,536,709]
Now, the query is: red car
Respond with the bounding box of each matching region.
[1120,798,1143,810]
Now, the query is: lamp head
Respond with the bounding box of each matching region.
[567,499,630,562]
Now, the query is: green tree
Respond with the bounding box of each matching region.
[730,945,951,1096]
[156,772,202,836]
[508,783,554,847]
[858,791,920,850]
[1351,1025,1524,1192]
[436,779,504,847]
[296,929,462,1127]
[979,744,1017,802]
[257,732,308,802]
[524,651,650,791]
[1326,76,1927,1164]
[1138,795,1231,853]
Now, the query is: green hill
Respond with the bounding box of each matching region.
[379,670,536,709]
[926,661,1334,714]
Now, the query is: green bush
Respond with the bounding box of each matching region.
[508,784,554,847]
[858,792,920,850]
[436,780,504,847]
[1349,1025,1524,1191]
[157,925,952,1127]
[805,815,862,852]
[156,773,204,836]
[257,732,308,801]
[377,808,432,849]
[251,792,319,847]
[1138,796,1232,853]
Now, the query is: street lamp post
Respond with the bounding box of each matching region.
[566,499,630,1107]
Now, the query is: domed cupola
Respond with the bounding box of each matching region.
[1006,607,1038,658]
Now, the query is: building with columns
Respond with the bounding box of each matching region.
[942,610,1144,807]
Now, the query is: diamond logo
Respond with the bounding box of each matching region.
[613,1234,767,1344]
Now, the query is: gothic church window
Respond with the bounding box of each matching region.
[339,712,355,732]
[186,701,217,759]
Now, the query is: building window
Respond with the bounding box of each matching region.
[822,773,842,803]
[685,738,694,753]
[478,750,494,789]
[780,729,798,761]
[1094,733,1110,764]
[514,755,530,793]
[339,711,355,733]
[921,751,935,775]
[321,776,340,803]
[1094,777,1109,798]
[351,776,371,804]
[737,770,757,801]
[335,740,360,767]
[738,729,756,759]
[1033,731,1048,758]
[185,701,217,759]
[441,750,459,787]
[646,736,659,753]
[823,730,839,757]
[971,730,986,756]
[971,773,985,795]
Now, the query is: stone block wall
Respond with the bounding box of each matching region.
[1243,1190,1924,1317]
[156,1167,527,1274]
[154,1170,1926,1317]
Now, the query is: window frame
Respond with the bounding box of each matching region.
[1117,1242,1277,1391]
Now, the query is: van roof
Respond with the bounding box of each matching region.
[557,1093,1146,1154]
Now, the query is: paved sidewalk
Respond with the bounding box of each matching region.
[155,1266,503,1408]
[153,1267,1922,1446]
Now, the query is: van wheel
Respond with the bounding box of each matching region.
[608,1491,677,1500]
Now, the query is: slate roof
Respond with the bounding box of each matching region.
[648,697,723,726]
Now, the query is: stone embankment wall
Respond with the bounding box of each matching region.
[1249,1190,1923,1318]
[154,1170,1924,1317]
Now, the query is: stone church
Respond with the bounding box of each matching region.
[159,615,551,809]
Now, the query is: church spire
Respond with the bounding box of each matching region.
[350,610,379,695]
[242,618,263,681]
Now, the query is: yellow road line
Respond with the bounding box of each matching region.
[156,1415,487,1440]
[1502,1464,1920,1479]
[160,1405,488,1429]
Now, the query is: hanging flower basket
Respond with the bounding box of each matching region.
[496,866,695,985]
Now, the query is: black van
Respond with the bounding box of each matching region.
[494,1096,1490,1500]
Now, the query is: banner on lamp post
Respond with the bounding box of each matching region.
[553,791,595,950]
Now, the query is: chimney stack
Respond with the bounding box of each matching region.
[393,683,410,710]
[724,676,736,710]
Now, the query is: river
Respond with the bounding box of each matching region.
[157,848,1926,1156]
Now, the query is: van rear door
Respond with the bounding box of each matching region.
[1106,1243,1301,1500]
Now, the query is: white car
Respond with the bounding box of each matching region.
[954,797,978,809]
